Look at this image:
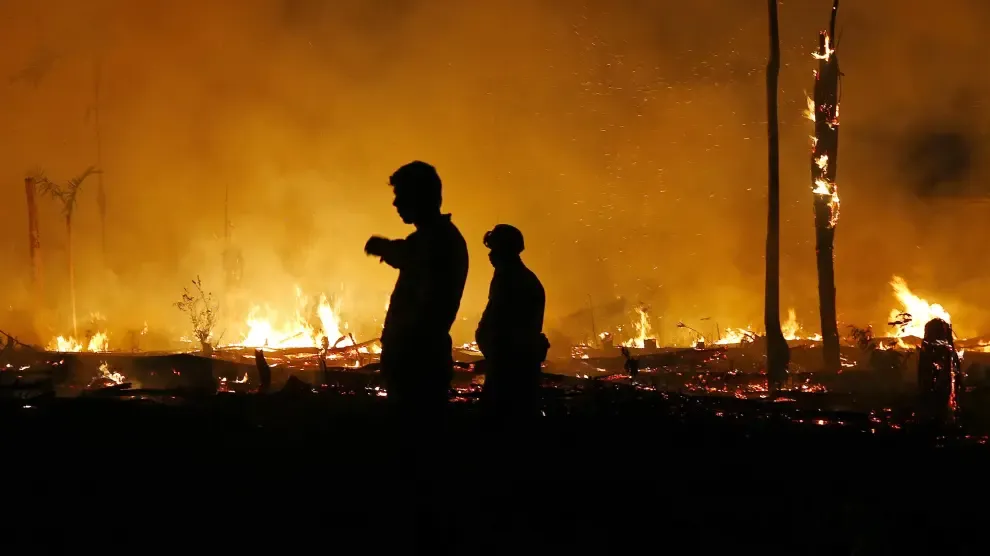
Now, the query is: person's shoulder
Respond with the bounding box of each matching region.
[523,264,545,290]
[444,215,468,247]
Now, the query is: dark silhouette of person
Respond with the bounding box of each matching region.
[475,224,549,420]
[364,161,469,420]
[620,346,639,379]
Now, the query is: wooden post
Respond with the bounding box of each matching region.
[24,177,43,308]
[810,0,842,373]
[93,57,107,264]
[65,212,77,337]
[765,0,790,394]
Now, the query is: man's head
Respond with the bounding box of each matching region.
[389,161,442,225]
[483,224,525,268]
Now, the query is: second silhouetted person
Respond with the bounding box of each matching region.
[475,224,549,419]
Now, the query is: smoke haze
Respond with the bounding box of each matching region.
[2,0,989,346]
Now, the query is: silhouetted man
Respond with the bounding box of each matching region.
[476,224,549,419]
[365,161,469,420]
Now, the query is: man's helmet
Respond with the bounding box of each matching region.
[483,224,525,255]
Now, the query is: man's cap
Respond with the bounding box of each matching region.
[483,224,525,255]
[389,161,442,202]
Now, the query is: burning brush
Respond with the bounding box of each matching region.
[87,361,129,390]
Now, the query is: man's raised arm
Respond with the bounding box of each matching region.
[365,236,408,269]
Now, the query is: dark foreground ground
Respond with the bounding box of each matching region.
[3,385,989,555]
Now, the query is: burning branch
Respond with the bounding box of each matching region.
[849,324,905,375]
[676,321,705,346]
[809,0,842,373]
[175,276,220,355]
[33,166,101,337]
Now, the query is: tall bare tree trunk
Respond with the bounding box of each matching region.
[24,177,43,308]
[811,1,842,372]
[93,58,107,264]
[66,214,77,337]
[765,0,790,393]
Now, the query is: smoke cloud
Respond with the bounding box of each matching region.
[1,0,989,346]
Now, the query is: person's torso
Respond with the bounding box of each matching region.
[496,265,545,331]
[484,264,546,358]
[382,216,469,350]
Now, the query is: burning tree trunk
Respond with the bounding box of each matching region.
[24,176,43,308]
[917,318,963,426]
[809,1,842,372]
[764,0,790,393]
[36,167,100,337]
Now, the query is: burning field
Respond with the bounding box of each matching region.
[1,269,989,448]
[6,3,990,548]
[3,10,990,530]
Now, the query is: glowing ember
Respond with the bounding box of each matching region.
[233,287,353,349]
[888,276,951,340]
[458,341,481,354]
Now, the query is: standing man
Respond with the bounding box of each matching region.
[364,161,469,420]
[476,224,549,420]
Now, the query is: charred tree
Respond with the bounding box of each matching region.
[917,318,963,427]
[764,0,790,393]
[24,176,43,308]
[174,276,220,355]
[809,1,842,372]
[36,167,100,337]
[91,58,108,263]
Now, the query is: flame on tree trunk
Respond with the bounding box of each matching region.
[765,0,790,393]
[24,177,43,308]
[917,318,963,426]
[810,1,841,373]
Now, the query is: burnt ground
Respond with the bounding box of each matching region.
[2,382,989,555]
